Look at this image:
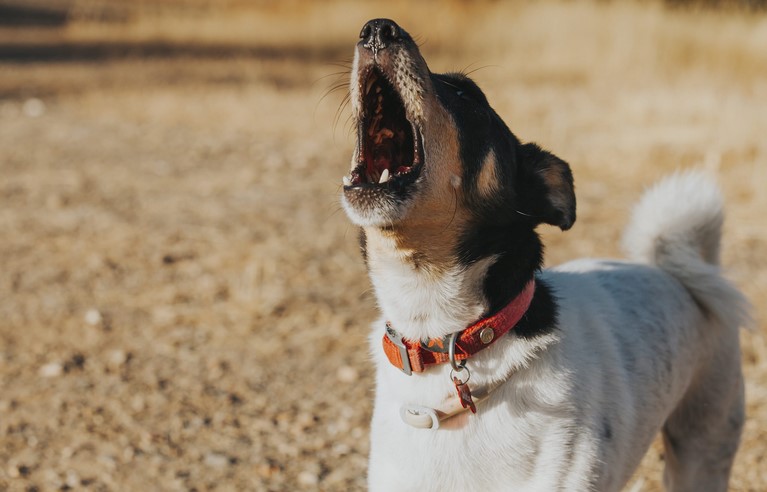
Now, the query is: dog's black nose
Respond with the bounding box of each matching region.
[360,18,401,52]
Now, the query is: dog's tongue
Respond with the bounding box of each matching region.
[371,137,396,174]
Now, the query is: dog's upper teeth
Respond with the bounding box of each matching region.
[368,114,383,136]
[365,76,376,95]
[343,175,352,186]
[379,168,390,184]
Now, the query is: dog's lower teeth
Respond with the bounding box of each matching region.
[379,169,390,184]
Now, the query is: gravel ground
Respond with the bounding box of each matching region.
[1,2,766,491]
[0,56,375,490]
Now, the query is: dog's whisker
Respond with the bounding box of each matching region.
[461,64,497,77]
[514,209,538,218]
[333,93,352,136]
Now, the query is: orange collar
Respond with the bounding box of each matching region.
[383,279,536,375]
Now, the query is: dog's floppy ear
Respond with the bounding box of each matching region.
[515,143,576,230]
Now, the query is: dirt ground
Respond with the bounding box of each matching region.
[1,1,766,491]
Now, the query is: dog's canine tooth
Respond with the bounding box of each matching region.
[343,176,352,186]
[379,168,390,184]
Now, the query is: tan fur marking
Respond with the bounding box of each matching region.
[541,165,569,211]
[390,101,467,270]
[541,165,565,190]
[363,100,470,274]
[477,150,500,199]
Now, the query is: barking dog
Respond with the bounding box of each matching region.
[340,19,750,492]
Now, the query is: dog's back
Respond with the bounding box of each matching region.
[546,171,749,491]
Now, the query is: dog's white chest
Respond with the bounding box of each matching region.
[367,365,597,492]
[368,250,494,341]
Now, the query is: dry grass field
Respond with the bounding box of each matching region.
[1,1,766,490]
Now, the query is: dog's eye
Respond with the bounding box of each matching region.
[456,90,464,97]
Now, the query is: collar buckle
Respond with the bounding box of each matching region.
[385,322,412,375]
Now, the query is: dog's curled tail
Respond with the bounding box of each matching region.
[623,171,752,328]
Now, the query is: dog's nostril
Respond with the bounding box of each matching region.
[379,22,399,43]
[360,24,372,40]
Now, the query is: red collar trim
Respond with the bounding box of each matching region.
[382,279,536,375]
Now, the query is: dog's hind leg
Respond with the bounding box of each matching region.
[660,347,745,492]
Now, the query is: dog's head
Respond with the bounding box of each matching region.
[341,19,576,237]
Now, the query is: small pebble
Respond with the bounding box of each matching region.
[130,395,146,412]
[203,453,229,468]
[97,455,117,471]
[256,463,279,479]
[332,443,351,456]
[107,350,127,370]
[297,471,319,487]
[337,365,358,383]
[84,308,103,326]
[39,362,63,378]
[65,469,80,488]
[22,98,46,118]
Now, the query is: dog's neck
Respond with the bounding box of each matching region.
[362,223,542,341]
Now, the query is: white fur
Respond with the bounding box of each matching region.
[367,233,496,341]
[341,188,416,228]
[367,173,749,491]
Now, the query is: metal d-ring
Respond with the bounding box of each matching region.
[447,331,466,373]
[449,365,471,385]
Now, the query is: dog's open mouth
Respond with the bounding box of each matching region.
[345,68,423,189]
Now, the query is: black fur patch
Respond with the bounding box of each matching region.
[432,72,520,213]
[515,277,559,339]
[456,222,558,339]
[436,72,563,339]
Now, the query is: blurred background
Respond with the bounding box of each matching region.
[0,1,765,490]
